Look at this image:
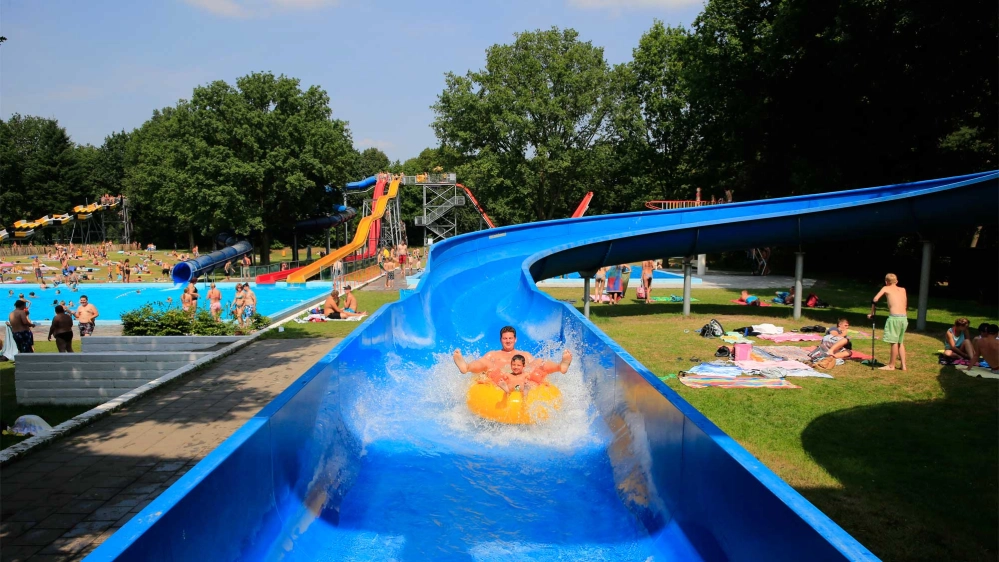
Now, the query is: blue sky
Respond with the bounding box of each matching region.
[1,0,704,162]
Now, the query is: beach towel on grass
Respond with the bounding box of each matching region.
[722,336,754,344]
[679,375,800,389]
[758,333,823,342]
[651,295,700,303]
[735,360,812,371]
[966,367,999,379]
[730,299,772,307]
[295,314,366,323]
[686,362,746,378]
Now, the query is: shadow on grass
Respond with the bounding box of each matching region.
[800,368,998,561]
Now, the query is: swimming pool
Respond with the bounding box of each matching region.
[0,282,331,323]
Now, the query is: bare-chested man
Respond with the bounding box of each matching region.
[641,260,655,304]
[342,285,358,313]
[74,295,99,337]
[48,305,75,352]
[869,273,907,371]
[453,325,572,386]
[8,300,35,353]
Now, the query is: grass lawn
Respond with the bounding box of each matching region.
[543,282,997,562]
[1,340,91,450]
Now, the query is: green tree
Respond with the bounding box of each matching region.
[0,115,81,236]
[357,147,390,178]
[124,72,357,262]
[434,27,619,224]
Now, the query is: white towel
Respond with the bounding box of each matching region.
[1,323,18,361]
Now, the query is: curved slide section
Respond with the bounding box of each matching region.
[171,240,253,284]
[344,179,387,262]
[256,206,357,284]
[286,175,401,283]
[89,172,995,562]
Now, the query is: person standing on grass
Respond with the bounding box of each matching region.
[74,295,99,338]
[224,260,233,280]
[641,260,655,304]
[868,273,908,371]
[8,300,35,353]
[48,305,74,352]
[32,257,43,282]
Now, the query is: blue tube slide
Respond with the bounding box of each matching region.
[171,240,253,284]
[294,206,356,232]
[88,172,996,562]
[345,176,377,190]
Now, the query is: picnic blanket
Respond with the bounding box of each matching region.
[730,299,771,307]
[757,333,823,342]
[734,360,811,371]
[679,374,801,389]
[722,336,754,344]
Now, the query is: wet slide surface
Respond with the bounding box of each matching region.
[88,172,997,562]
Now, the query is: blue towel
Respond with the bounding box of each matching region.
[687,362,745,378]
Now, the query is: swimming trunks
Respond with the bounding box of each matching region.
[344,308,355,313]
[55,331,73,343]
[399,255,407,264]
[327,312,342,320]
[12,330,34,353]
[882,314,908,345]
[79,321,95,336]
[388,271,395,280]
[210,301,222,312]
[243,305,255,319]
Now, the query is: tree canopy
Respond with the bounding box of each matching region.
[124,72,357,262]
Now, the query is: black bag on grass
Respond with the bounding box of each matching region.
[698,319,725,338]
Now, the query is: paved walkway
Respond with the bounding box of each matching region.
[360,267,410,291]
[0,337,338,562]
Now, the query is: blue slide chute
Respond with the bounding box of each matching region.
[89,172,996,562]
[293,205,356,232]
[345,176,377,190]
[171,240,253,284]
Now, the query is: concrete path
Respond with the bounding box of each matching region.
[360,267,409,291]
[0,337,338,562]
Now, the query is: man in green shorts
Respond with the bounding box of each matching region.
[869,273,908,371]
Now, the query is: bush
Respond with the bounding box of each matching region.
[121,302,268,336]
[270,240,286,250]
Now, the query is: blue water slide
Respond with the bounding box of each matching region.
[345,176,378,190]
[294,206,357,232]
[88,171,996,562]
[171,240,253,284]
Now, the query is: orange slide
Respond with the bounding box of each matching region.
[287,175,401,284]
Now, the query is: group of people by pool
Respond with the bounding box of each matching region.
[186,282,257,325]
[6,293,99,353]
[453,326,573,403]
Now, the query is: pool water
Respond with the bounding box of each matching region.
[0,282,331,323]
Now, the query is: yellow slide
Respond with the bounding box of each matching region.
[287,175,401,284]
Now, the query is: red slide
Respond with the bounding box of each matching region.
[344,178,386,262]
[457,184,496,228]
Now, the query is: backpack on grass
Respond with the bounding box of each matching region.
[698,319,725,338]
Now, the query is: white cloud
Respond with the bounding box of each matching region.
[182,0,339,18]
[356,138,395,151]
[567,0,704,9]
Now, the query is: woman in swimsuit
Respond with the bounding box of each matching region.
[594,266,607,303]
[233,283,246,324]
[123,259,131,283]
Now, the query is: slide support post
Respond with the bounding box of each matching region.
[682,257,692,316]
[697,254,706,276]
[583,277,591,319]
[917,241,932,331]
[793,252,804,321]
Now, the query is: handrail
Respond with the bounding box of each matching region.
[456,183,496,228]
[287,175,402,283]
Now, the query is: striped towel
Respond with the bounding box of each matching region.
[679,374,801,389]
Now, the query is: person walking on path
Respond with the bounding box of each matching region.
[48,304,75,352]
[869,273,908,371]
[74,295,99,337]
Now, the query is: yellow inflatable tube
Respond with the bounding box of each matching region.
[466,383,562,424]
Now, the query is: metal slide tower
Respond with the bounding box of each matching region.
[404,172,465,245]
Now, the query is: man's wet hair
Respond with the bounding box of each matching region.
[989,324,999,335]
[979,322,990,333]
[500,326,516,337]
[55,305,64,314]
[14,300,25,309]
[511,354,526,365]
